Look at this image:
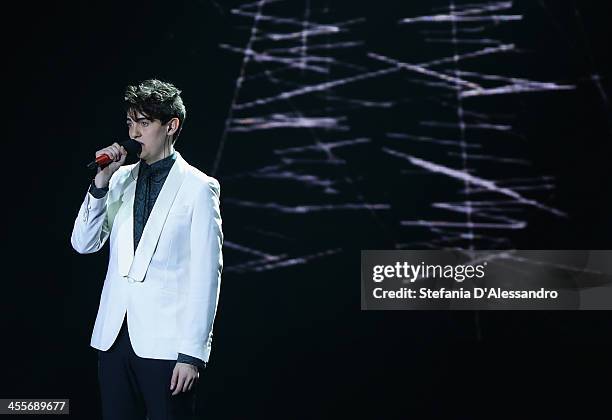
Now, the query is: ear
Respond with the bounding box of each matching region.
[166,118,180,136]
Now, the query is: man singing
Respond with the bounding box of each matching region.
[71,79,223,420]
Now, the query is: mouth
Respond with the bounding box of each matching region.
[133,141,144,154]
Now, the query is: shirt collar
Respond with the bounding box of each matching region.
[139,151,177,175]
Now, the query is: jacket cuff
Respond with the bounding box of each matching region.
[88,180,108,199]
[177,353,207,370]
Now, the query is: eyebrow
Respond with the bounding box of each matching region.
[126,117,151,122]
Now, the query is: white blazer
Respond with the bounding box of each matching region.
[71,151,223,362]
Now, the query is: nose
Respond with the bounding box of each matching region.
[129,124,141,139]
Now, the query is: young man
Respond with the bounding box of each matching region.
[71,79,223,420]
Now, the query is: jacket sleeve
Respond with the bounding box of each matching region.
[177,177,223,362]
[70,172,121,254]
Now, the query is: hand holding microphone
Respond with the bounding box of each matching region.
[88,139,142,189]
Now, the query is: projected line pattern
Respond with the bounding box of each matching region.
[215,0,574,272]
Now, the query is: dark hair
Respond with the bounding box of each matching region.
[124,79,187,143]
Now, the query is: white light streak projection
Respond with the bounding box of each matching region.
[214,0,574,273]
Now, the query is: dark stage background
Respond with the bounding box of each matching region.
[4,1,612,418]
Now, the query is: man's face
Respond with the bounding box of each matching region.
[126,110,172,164]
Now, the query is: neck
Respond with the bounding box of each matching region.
[144,145,175,165]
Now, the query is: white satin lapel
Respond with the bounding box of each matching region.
[117,164,139,277]
[127,152,187,282]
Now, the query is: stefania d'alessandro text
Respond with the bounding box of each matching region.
[372,287,559,300]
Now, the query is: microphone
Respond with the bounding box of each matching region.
[86,139,142,170]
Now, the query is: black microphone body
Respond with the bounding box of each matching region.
[86,139,142,170]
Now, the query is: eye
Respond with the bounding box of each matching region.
[140,121,149,127]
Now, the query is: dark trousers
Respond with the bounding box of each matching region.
[98,316,197,420]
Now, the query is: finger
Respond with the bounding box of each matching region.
[103,147,115,161]
[99,151,111,162]
[96,148,109,158]
[173,375,186,396]
[105,145,120,160]
[180,374,189,393]
[111,145,121,161]
[182,377,192,393]
[187,379,194,392]
[170,367,179,391]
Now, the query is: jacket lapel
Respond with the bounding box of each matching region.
[117,163,139,277]
[125,151,187,282]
